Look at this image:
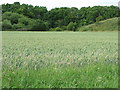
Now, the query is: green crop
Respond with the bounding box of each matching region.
[2,31,118,88]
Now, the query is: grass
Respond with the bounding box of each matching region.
[2,31,118,88]
[78,17,118,31]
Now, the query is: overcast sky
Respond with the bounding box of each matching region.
[0,0,119,10]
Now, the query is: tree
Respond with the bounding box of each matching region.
[10,13,21,24]
[31,20,49,31]
[3,12,21,24]
[67,22,77,31]
[11,2,20,12]
[13,23,25,30]
[18,16,29,25]
[2,20,12,30]
[1,2,120,31]
[96,16,103,25]
[2,12,13,20]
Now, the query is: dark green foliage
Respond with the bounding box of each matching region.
[96,16,103,25]
[2,2,120,31]
[31,20,49,31]
[61,26,67,31]
[2,20,12,30]
[51,27,63,31]
[54,27,63,31]
[67,22,77,31]
[3,12,21,24]
[19,16,29,25]
[13,23,25,30]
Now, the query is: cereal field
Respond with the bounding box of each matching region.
[2,31,118,88]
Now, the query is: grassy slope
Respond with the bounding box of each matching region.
[2,32,118,88]
[78,17,118,31]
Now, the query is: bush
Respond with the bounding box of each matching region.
[54,27,63,31]
[50,27,63,31]
[61,26,67,31]
[49,28,54,31]
[95,16,103,25]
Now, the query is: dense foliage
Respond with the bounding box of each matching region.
[2,2,120,31]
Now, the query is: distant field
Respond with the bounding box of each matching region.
[2,31,118,88]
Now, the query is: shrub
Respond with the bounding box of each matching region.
[61,26,67,31]
[95,16,103,25]
[50,27,63,31]
[54,27,63,31]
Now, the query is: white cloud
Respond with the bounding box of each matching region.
[0,0,119,10]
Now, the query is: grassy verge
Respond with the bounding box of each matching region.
[3,63,118,88]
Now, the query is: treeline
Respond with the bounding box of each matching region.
[2,2,120,31]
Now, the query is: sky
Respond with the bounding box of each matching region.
[0,0,119,10]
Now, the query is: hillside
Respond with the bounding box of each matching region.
[77,17,118,31]
[2,2,119,31]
